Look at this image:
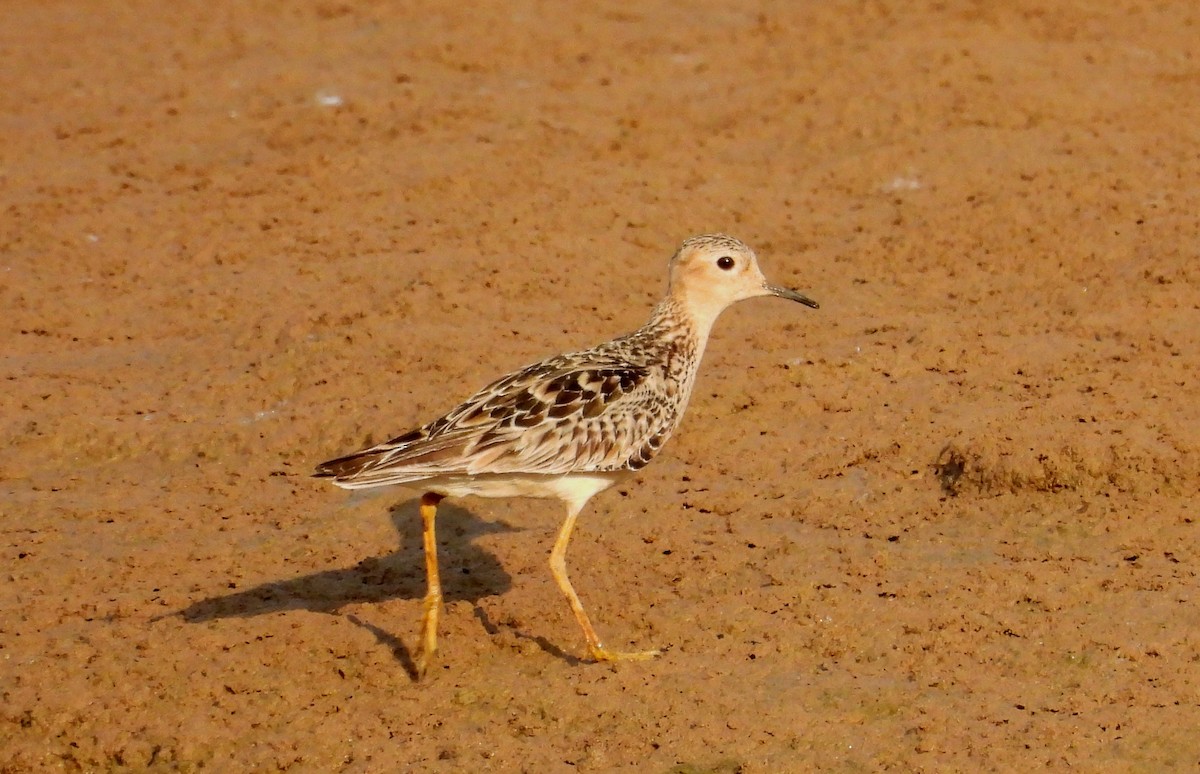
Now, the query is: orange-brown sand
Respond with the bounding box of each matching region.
[3,1,1199,769]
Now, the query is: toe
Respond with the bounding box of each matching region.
[589,645,662,663]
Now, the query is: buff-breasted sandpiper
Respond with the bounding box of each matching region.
[315,234,818,677]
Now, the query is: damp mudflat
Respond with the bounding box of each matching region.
[3,2,1198,770]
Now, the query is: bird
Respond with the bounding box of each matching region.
[314,234,818,678]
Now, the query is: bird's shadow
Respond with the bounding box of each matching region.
[171,499,537,677]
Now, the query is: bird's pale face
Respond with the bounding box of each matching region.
[670,234,819,316]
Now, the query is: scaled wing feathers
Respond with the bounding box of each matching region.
[314,352,673,487]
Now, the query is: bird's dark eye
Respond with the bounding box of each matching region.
[717,256,735,270]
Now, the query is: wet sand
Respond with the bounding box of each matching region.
[3,1,1199,769]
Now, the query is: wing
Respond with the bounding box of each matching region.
[313,353,675,487]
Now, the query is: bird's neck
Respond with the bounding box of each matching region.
[647,289,721,346]
[639,296,710,382]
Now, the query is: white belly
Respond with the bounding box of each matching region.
[424,471,626,508]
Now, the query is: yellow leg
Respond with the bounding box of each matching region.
[415,492,444,678]
[549,502,660,663]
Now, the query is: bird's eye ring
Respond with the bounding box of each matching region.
[716,256,735,270]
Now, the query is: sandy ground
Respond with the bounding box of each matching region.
[3,0,1200,770]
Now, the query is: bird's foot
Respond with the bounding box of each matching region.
[588,643,662,663]
[414,640,437,679]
